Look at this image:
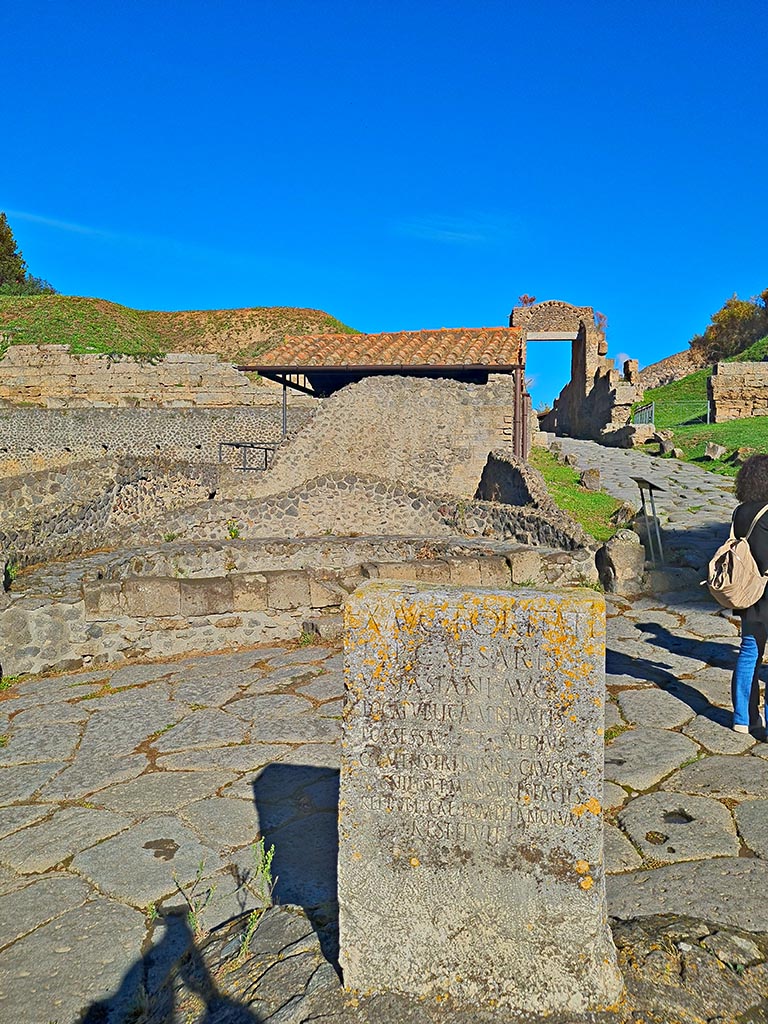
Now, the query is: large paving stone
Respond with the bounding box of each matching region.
[0,804,50,840]
[158,742,291,772]
[0,805,131,874]
[70,815,223,906]
[684,666,734,708]
[665,754,768,799]
[39,751,148,800]
[604,823,642,874]
[151,709,248,752]
[603,781,629,809]
[735,800,768,858]
[180,796,259,850]
[0,873,91,947]
[249,713,340,745]
[679,610,739,638]
[294,672,345,701]
[607,858,768,931]
[225,693,312,722]
[604,727,700,791]
[0,895,147,1024]
[0,721,82,765]
[683,713,757,754]
[92,770,232,816]
[9,701,91,727]
[618,791,738,864]
[77,703,188,758]
[616,688,696,729]
[169,673,246,707]
[0,765,66,802]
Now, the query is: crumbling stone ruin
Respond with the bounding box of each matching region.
[708,360,768,421]
[511,299,644,446]
[1,361,602,677]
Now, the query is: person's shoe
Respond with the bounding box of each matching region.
[733,723,750,734]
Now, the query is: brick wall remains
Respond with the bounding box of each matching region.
[708,361,768,422]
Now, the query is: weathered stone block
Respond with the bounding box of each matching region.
[413,559,451,583]
[232,573,268,612]
[446,557,482,585]
[266,570,312,610]
[122,578,181,617]
[507,548,543,584]
[309,575,348,609]
[339,582,623,1013]
[478,554,510,587]
[178,577,233,617]
[82,581,124,619]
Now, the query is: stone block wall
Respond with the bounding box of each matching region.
[245,374,517,500]
[708,362,768,422]
[4,543,599,676]
[0,344,290,408]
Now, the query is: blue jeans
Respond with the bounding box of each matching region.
[732,631,766,728]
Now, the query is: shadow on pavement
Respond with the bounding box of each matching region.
[78,910,262,1023]
[251,763,341,967]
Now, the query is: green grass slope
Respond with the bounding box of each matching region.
[641,335,768,477]
[0,295,356,361]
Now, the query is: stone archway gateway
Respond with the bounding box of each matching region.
[510,299,643,445]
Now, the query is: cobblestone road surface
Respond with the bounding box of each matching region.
[2,442,767,1022]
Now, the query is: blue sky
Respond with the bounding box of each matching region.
[2,0,767,406]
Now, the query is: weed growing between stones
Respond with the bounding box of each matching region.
[238,840,277,959]
[173,861,216,940]
[604,722,631,743]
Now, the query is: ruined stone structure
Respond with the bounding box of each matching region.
[708,361,768,422]
[0,344,282,408]
[511,300,643,446]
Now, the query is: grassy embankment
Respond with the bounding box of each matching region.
[641,335,768,478]
[527,447,623,543]
[0,295,356,362]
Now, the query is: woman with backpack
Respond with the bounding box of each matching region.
[729,454,768,734]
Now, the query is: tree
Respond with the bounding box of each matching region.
[0,212,55,295]
[0,213,27,288]
[689,291,768,362]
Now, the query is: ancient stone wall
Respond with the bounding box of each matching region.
[638,348,709,390]
[0,405,314,477]
[245,374,517,499]
[0,457,226,568]
[3,542,597,676]
[708,361,768,422]
[0,344,287,408]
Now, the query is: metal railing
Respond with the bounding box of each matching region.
[633,401,712,428]
[632,402,654,425]
[218,441,277,471]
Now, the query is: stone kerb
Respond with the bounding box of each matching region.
[339,581,623,1013]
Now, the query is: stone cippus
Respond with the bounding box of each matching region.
[339,580,622,1014]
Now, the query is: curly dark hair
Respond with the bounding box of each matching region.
[735,454,768,503]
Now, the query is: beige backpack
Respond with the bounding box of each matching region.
[706,503,768,609]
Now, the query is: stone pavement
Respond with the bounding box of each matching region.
[1,442,767,1021]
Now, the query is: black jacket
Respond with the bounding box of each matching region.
[733,500,768,634]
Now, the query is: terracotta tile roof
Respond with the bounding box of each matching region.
[252,327,523,369]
